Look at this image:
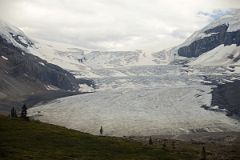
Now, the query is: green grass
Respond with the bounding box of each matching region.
[0,116,195,160]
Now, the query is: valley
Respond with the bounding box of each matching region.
[1,8,240,140]
[1,1,240,160]
[28,64,240,136]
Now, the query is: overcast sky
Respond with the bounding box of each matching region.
[0,0,240,52]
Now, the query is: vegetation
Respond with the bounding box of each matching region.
[21,104,27,120]
[0,115,195,160]
[149,136,153,145]
[10,107,17,118]
[100,126,103,135]
[200,146,206,160]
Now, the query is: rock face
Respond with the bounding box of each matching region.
[178,24,240,57]
[9,32,34,48]
[211,80,240,117]
[0,21,98,114]
[0,33,81,113]
[0,36,79,91]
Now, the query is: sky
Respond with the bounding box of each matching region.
[0,0,240,52]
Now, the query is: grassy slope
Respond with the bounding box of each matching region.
[0,116,195,160]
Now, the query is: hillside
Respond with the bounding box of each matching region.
[0,21,96,114]
[0,115,195,160]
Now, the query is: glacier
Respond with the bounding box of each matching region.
[28,65,240,136]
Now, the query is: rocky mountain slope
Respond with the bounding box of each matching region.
[153,9,240,67]
[28,38,158,78]
[0,21,85,113]
[180,10,240,66]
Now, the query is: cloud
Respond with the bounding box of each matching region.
[198,9,231,20]
[0,0,240,52]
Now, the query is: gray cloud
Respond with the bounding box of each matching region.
[0,0,240,52]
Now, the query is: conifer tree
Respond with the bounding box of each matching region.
[11,107,14,118]
[21,104,27,119]
[10,107,17,118]
[172,141,176,150]
[201,146,206,160]
[149,136,153,145]
[100,126,103,135]
[162,140,167,149]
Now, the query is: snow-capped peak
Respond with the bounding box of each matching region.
[0,20,33,50]
[182,9,240,47]
[152,9,240,67]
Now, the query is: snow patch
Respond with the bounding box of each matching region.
[38,62,45,66]
[1,56,8,61]
[45,85,59,91]
[189,44,240,66]
[18,36,28,45]
[79,84,95,93]
[0,20,31,51]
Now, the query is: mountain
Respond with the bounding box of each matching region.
[153,9,240,68]
[169,10,240,116]
[28,39,157,78]
[178,10,240,58]
[83,50,157,68]
[0,21,88,113]
[183,10,240,66]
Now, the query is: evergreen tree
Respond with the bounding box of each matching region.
[149,136,153,145]
[100,126,103,135]
[162,140,167,149]
[10,107,17,118]
[201,146,206,160]
[11,107,14,118]
[21,104,27,119]
[171,141,176,150]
